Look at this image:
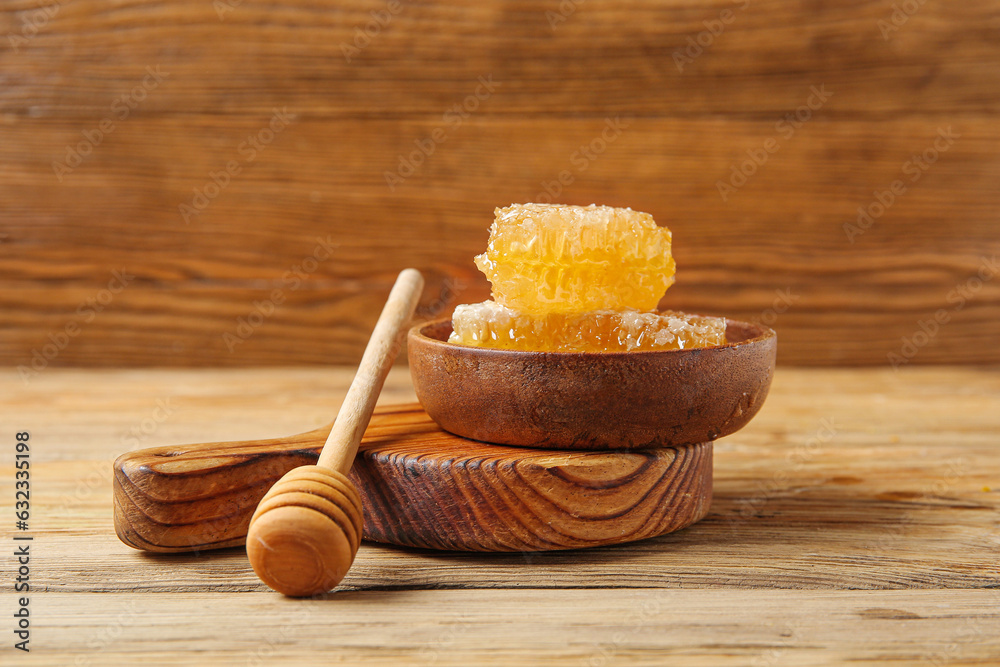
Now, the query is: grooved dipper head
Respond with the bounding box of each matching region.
[246,466,364,597]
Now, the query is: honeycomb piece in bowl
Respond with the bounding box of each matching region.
[474,203,676,314]
[448,300,726,353]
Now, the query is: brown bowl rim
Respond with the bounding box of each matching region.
[409,315,776,358]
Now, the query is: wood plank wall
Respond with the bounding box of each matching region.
[1,0,999,368]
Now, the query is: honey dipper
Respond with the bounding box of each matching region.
[246,268,424,597]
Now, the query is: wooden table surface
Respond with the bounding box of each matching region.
[2,366,999,664]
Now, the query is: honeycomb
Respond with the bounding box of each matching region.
[474,204,676,314]
[449,300,726,353]
[452,203,724,352]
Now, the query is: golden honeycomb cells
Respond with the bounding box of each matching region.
[474,204,677,314]
[448,301,727,353]
[454,203,725,353]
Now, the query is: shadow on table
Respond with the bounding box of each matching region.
[130,475,996,592]
[353,475,996,590]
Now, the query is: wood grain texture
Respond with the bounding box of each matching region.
[2,366,999,663]
[114,424,327,552]
[1,0,998,116]
[114,404,712,552]
[2,1,999,366]
[22,591,1000,666]
[350,413,711,551]
[246,465,363,596]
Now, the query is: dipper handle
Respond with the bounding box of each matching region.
[319,268,425,473]
[246,268,423,597]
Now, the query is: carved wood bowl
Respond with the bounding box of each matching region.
[408,317,777,450]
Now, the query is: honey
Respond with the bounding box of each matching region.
[453,203,725,353]
[474,204,676,314]
[449,301,726,353]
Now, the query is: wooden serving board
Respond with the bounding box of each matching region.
[114,403,712,553]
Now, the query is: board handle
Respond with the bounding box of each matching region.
[113,427,327,552]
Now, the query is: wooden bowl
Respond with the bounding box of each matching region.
[408,317,776,450]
